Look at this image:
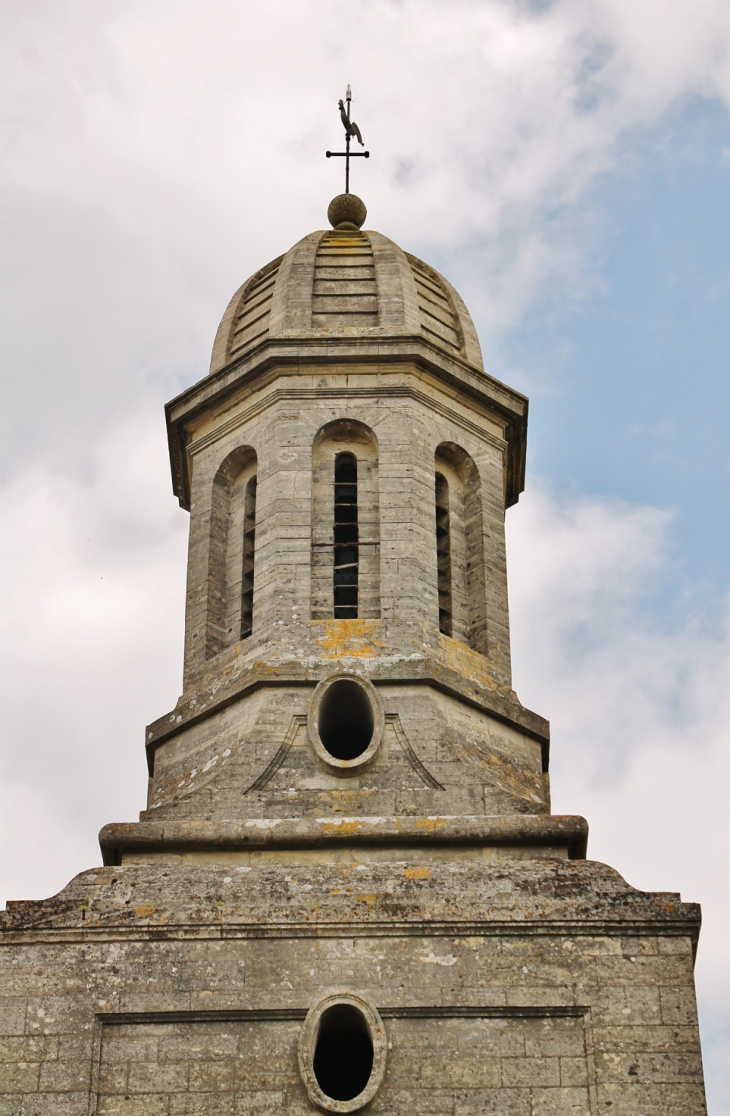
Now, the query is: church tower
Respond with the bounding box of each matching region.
[0,189,707,1115]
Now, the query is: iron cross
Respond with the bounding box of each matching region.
[326,85,370,194]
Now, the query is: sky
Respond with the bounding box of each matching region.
[0,0,728,1107]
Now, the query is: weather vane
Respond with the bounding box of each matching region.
[326,85,369,194]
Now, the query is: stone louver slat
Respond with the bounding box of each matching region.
[409,255,462,351]
[420,314,460,349]
[311,230,379,329]
[315,266,373,281]
[229,259,282,356]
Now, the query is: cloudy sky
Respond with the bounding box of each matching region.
[1,0,729,1107]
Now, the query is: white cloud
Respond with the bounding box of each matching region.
[507,485,730,1109]
[0,405,188,904]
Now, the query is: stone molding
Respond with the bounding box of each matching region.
[97,814,588,863]
[2,858,701,950]
[166,339,528,510]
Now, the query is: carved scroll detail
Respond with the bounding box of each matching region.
[244,715,307,794]
[387,713,444,790]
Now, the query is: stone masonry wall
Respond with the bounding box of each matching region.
[0,912,705,1115]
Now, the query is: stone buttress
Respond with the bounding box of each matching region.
[0,194,708,1116]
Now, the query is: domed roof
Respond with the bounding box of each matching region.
[209,225,483,376]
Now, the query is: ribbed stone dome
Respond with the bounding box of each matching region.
[209,226,483,375]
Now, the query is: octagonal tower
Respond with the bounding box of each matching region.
[133,202,552,837]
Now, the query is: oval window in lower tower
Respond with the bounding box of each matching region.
[308,673,384,775]
[298,994,387,1113]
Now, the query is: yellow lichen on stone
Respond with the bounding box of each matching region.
[313,619,384,658]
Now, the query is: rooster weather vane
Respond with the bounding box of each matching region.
[326,85,369,194]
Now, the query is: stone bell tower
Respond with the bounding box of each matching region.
[0,192,707,1116]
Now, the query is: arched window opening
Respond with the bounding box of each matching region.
[240,475,257,639]
[435,472,453,636]
[311,421,380,621]
[334,453,359,619]
[206,446,257,658]
[434,444,486,653]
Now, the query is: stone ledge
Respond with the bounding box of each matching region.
[1,857,700,950]
[99,814,588,863]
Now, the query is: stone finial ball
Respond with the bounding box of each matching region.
[327,193,367,229]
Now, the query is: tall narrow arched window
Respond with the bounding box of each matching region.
[333,453,359,619]
[240,475,257,638]
[206,446,257,658]
[435,472,452,636]
[434,444,486,653]
[311,421,380,621]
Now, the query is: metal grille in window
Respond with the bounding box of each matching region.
[435,471,452,636]
[333,453,359,619]
[241,475,257,638]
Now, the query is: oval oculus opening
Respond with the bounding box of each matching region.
[313,1003,374,1102]
[318,679,374,761]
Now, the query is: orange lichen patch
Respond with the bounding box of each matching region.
[313,619,385,658]
[133,905,157,918]
[354,894,377,905]
[318,818,367,837]
[403,866,431,879]
[413,816,448,832]
[435,631,498,690]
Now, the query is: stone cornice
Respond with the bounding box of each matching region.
[185,383,509,463]
[0,918,701,947]
[1,858,701,952]
[98,814,589,863]
[165,336,528,510]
